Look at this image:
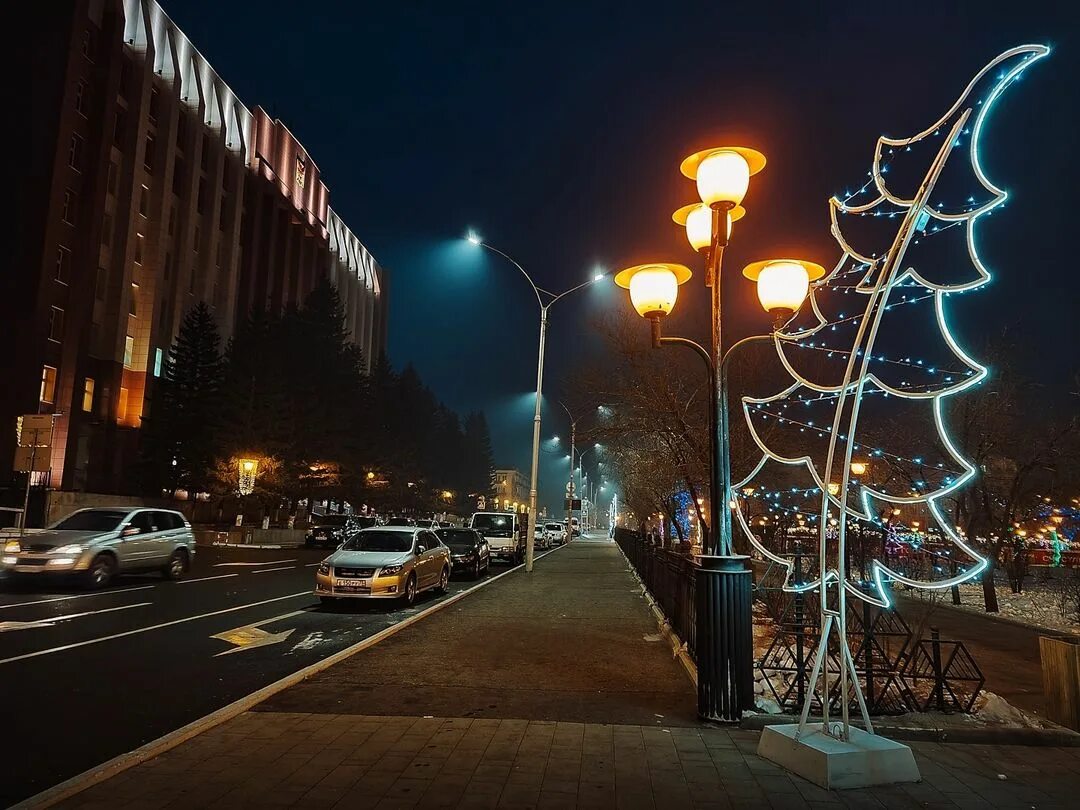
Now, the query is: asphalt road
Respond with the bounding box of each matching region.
[0,542,519,806]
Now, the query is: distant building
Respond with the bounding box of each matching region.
[493,469,529,512]
[7,0,386,495]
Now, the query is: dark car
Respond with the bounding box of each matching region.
[437,528,490,579]
[305,514,367,549]
[383,516,416,527]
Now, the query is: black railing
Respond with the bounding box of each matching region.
[615,529,699,659]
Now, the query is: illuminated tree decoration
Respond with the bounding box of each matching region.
[731,45,1049,735]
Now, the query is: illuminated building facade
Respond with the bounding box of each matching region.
[6,0,386,495]
[493,469,529,512]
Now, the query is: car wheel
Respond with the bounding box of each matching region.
[402,574,417,607]
[85,554,116,589]
[437,566,449,594]
[162,549,187,581]
[473,559,482,579]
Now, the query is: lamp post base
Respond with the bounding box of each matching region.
[695,554,754,722]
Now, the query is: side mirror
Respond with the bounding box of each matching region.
[121,525,139,537]
[416,545,427,555]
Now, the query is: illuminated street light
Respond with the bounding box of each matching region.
[237,458,259,496]
[742,259,824,329]
[850,461,868,477]
[673,202,746,252]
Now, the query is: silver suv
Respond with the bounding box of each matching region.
[2,507,196,588]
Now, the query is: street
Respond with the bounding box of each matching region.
[0,543,520,806]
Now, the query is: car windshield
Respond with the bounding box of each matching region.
[51,510,128,532]
[471,514,514,534]
[438,530,477,549]
[546,524,563,531]
[340,531,413,553]
[384,517,415,526]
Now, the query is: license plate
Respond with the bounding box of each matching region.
[337,579,369,588]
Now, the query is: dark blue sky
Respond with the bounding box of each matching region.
[168,0,1076,515]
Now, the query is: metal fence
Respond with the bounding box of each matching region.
[615,529,699,658]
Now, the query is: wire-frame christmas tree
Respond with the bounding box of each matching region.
[732,44,1049,739]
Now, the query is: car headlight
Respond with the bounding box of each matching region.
[4,540,20,553]
[52,544,86,555]
[317,563,331,575]
[380,564,403,576]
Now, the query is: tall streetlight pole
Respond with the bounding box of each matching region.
[467,232,606,572]
[614,146,822,723]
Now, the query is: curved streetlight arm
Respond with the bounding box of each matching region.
[477,241,544,309]
[548,276,601,308]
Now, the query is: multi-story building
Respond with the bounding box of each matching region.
[493,469,529,511]
[7,0,386,497]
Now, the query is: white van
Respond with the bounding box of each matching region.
[468,511,525,564]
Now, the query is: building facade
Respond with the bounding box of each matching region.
[493,469,529,512]
[6,0,385,497]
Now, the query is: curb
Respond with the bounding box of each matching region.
[895,593,1080,637]
[740,713,1080,747]
[16,543,573,809]
[614,544,699,689]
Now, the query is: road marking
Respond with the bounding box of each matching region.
[0,585,156,610]
[17,543,574,809]
[304,563,321,567]
[251,566,295,574]
[177,574,239,584]
[213,560,296,567]
[211,609,306,656]
[0,602,151,632]
[0,592,312,666]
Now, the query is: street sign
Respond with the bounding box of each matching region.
[14,446,50,472]
[19,414,53,436]
[565,498,581,510]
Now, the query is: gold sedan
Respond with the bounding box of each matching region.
[315,526,451,607]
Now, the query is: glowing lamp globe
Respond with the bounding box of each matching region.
[672,203,746,252]
[850,461,868,477]
[680,147,766,208]
[742,259,826,323]
[613,263,692,319]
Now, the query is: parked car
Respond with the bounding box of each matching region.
[314,526,451,606]
[468,511,525,564]
[437,528,490,578]
[383,516,416,527]
[533,522,549,550]
[305,514,349,549]
[1,507,195,588]
[544,522,567,545]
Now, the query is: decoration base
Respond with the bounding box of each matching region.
[757,724,920,790]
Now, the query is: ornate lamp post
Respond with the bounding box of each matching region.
[613,146,821,722]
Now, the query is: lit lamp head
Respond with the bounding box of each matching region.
[672,203,746,253]
[614,263,693,343]
[237,457,259,496]
[850,461,868,477]
[680,147,766,210]
[827,482,841,496]
[742,259,825,329]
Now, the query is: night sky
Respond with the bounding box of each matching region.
[167,0,1077,515]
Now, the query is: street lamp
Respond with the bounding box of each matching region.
[238,457,259,496]
[465,233,607,572]
[614,145,819,723]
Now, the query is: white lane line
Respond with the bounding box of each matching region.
[0,585,156,610]
[213,560,296,567]
[304,563,321,567]
[0,591,312,666]
[251,566,295,575]
[0,602,151,632]
[176,574,239,585]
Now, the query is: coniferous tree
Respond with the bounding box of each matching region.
[462,411,495,499]
[141,302,224,494]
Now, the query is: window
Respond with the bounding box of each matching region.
[172,158,185,195]
[68,134,84,171]
[176,115,188,149]
[200,134,210,170]
[196,178,207,214]
[113,109,126,146]
[139,185,149,216]
[153,348,163,377]
[130,283,138,316]
[62,189,77,224]
[75,80,89,116]
[159,300,168,331]
[40,366,58,404]
[134,233,144,265]
[143,134,155,173]
[49,307,64,342]
[216,239,225,267]
[56,246,71,282]
[101,212,113,248]
[107,160,118,196]
[148,87,160,124]
[82,378,95,412]
[95,266,107,299]
[118,386,129,421]
[124,336,134,368]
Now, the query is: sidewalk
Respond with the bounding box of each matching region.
[49,537,1080,809]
